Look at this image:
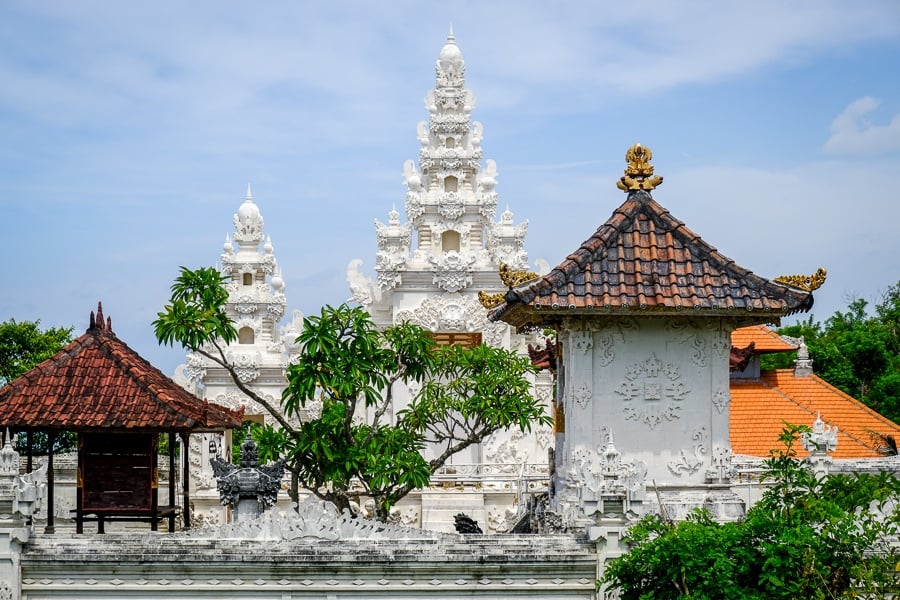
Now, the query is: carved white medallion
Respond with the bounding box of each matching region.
[616,353,688,429]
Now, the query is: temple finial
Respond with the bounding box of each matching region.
[448,23,455,43]
[616,143,663,192]
[245,183,253,201]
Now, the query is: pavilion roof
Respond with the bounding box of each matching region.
[0,303,242,432]
[490,188,813,328]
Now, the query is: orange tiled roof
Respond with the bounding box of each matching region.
[730,369,900,459]
[731,324,797,353]
[0,303,242,432]
[491,190,812,327]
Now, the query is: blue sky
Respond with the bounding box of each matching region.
[2,1,899,377]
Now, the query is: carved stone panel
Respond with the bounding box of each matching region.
[615,354,688,429]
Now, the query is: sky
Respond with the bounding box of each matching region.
[2,1,899,377]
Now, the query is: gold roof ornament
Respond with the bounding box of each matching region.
[499,263,540,289]
[774,267,827,292]
[478,290,506,309]
[616,143,663,192]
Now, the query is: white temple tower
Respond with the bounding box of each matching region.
[347,30,554,532]
[174,186,304,526]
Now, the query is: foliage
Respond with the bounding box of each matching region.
[0,319,76,454]
[601,425,900,599]
[0,319,73,387]
[154,267,550,520]
[762,280,900,424]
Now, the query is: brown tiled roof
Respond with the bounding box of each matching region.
[730,370,900,459]
[731,325,797,353]
[491,190,813,327]
[0,303,242,432]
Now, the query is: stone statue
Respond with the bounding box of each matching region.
[210,437,285,522]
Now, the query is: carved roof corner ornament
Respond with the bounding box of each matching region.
[498,262,539,289]
[478,290,506,309]
[774,267,827,291]
[616,143,663,192]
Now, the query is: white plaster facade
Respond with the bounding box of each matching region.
[172,186,305,526]
[553,317,741,528]
[345,30,553,532]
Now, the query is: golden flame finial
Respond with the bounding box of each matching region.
[616,143,663,192]
[774,267,827,292]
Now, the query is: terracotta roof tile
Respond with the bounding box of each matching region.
[731,325,797,353]
[491,190,813,327]
[0,304,242,432]
[730,370,900,459]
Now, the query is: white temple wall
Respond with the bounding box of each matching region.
[560,317,734,488]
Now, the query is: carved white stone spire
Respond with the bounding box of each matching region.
[349,31,529,306]
[233,183,264,245]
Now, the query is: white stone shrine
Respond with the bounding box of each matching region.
[345,29,554,532]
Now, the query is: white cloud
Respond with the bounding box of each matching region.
[823,97,900,155]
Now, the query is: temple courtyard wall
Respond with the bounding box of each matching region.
[17,528,598,599]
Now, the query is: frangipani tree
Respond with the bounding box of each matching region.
[155,266,550,520]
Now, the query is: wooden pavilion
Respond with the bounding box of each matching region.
[0,303,242,533]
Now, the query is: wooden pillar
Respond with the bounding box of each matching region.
[44,431,56,534]
[180,431,191,529]
[168,431,176,532]
[150,435,159,532]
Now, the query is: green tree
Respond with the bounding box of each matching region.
[0,319,73,387]
[155,267,550,520]
[0,319,76,454]
[601,425,900,599]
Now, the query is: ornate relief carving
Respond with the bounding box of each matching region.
[536,425,553,450]
[712,389,730,414]
[395,294,485,333]
[571,330,593,354]
[484,429,528,468]
[375,251,406,290]
[182,352,206,383]
[569,437,647,501]
[182,496,446,541]
[573,383,592,409]
[667,321,707,367]
[706,446,735,483]
[225,351,261,383]
[616,354,688,429]
[667,427,708,476]
[487,505,519,533]
[387,505,420,527]
[439,191,464,219]
[428,251,477,292]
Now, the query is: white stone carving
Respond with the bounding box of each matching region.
[712,388,730,414]
[487,506,519,532]
[182,496,448,541]
[667,427,708,476]
[570,436,647,513]
[616,354,688,429]
[573,383,592,410]
[428,251,477,292]
[667,321,708,367]
[706,446,735,483]
[571,330,593,354]
[485,429,528,467]
[226,351,261,383]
